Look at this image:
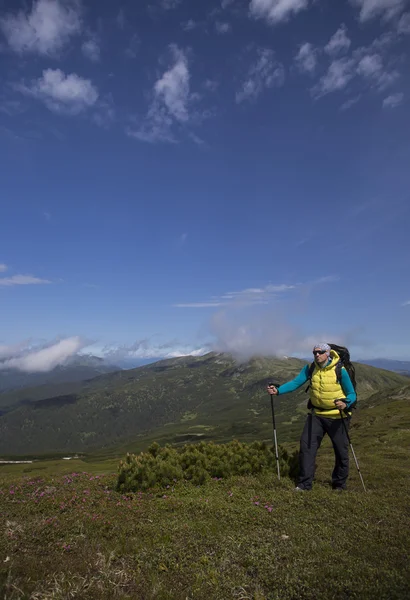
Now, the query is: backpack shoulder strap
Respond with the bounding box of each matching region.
[335,360,342,384]
[305,362,315,393]
[336,362,357,409]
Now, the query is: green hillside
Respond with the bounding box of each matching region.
[0,352,409,457]
[1,392,409,600]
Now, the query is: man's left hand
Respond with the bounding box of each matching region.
[334,400,347,411]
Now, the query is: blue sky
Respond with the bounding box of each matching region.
[1,0,410,370]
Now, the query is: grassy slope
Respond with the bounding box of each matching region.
[0,353,409,457]
[0,394,409,599]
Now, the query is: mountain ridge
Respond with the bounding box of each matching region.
[0,354,121,393]
[0,352,409,457]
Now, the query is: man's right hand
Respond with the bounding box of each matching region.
[267,385,278,396]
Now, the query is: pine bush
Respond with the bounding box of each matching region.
[117,440,298,492]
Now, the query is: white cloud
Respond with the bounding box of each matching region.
[159,0,182,9]
[0,341,32,361]
[154,47,190,121]
[355,50,399,90]
[92,94,116,128]
[176,277,337,310]
[125,33,140,59]
[311,39,398,101]
[204,79,219,91]
[160,347,208,358]
[18,69,99,115]
[250,0,309,24]
[294,42,318,74]
[188,132,206,146]
[325,24,351,56]
[182,19,198,31]
[116,9,125,29]
[81,34,100,62]
[127,45,191,143]
[236,48,284,103]
[383,92,404,107]
[376,69,400,90]
[370,31,396,51]
[0,274,51,286]
[174,283,296,308]
[208,278,341,360]
[312,275,340,285]
[127,109,175,144]
[209,307,341,360]
[0,99,26,116]
[357,53,383,77]
[0,337,87,372]
[102,340,208,361]
[0,264,7,272]
[0,0,82,56]
[215,21,232,33]
[312,35,398,99]
[398,12,410,32]
[340,95,361,110]
[349,0,406,22]
[228,284,296,295]
[309,27,398,103]
[175,302,225,308]
[312,58,356,97]
[402,300,410,306]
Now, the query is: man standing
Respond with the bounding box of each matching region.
[267,343,356,491]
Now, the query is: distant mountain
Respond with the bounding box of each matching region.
[358,359,410,376]
[0,354,121,393]
[115,357,160,369]
[0,352,409,457]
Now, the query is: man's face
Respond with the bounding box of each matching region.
[313,348,329,365]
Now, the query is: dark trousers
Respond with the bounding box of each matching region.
[297,413,350,490]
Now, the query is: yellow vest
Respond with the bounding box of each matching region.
[310,350,350,418]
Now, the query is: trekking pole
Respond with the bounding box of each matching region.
[268,383,281,481]
[339,408,367,492]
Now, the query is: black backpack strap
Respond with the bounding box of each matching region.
[335,361,342,384]
[305,362,315,393]
[336,363,357,410]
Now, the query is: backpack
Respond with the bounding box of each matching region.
[306,344,357,410]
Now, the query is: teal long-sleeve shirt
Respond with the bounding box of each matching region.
[277,362,357,407]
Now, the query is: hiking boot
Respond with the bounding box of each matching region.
[332,487,344,493]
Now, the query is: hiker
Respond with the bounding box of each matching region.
[267,343,357,492]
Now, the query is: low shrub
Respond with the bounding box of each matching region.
[116,440,298,492]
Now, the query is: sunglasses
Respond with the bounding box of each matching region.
[313,350,327,355]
